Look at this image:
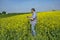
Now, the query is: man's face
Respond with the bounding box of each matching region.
[31,10,34,13]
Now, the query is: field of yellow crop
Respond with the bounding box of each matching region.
[0,11,60,40]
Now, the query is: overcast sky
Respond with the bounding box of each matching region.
[0,0,60,13]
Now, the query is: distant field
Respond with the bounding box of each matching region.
[0,11,60,40]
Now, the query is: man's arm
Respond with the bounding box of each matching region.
[27,12,36,21]
[31,12,36,21]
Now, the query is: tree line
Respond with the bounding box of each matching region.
[0,11,6,15]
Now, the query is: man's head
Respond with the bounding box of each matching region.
[31,8,35,13]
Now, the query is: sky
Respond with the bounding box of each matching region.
[0,0,60,13]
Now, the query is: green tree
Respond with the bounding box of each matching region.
[52,10,56,11]
[0,13,1,15]
[2,11,6,14]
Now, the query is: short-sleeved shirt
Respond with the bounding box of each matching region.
[30,12,37,25]
[32,12,36,19]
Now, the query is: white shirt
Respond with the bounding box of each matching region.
[32,12,36,20]
[30,11,37,25]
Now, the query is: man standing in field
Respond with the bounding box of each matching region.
[27,8,37,36]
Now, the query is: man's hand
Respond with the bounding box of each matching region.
[29,18,33,21]
[30,18,34,21]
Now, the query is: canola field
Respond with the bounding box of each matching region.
[0,11,60,40]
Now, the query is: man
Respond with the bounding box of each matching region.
[27,8,37,36]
